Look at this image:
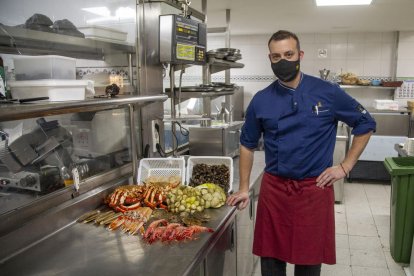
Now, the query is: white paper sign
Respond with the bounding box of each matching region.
[318,49,328,58]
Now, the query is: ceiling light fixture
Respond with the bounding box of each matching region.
[83,6,136,24]
[82,7,111,17]
[316,0,372,6]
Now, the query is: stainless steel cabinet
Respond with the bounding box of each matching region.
[252,173,263,270]
[189,121,243,157]
[236,191,254,276]
[349,111,410,181]
[370,112,410,136]
[235,172,263,275]
[205,220,237,276]
[333,125,348,203]
[333,140,346,203]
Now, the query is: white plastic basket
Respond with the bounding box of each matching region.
[137,157,186,186]
[186,156,233,193]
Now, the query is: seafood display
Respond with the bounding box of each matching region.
[106,185,144,213]
[143,219,214,244]
[167,185,204,214]
[166,183,226,216]
[77,170,223,245]
[108,207,153,235]
[189,163,230,193]
[105,176,181,212]
[77,207,153,235]
[195,183,227,208]
[77,209,101,223]
[151,208,182,223]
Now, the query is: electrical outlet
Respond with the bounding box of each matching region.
[151,119,161,153]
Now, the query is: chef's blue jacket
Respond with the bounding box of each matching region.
[240,73,376,180]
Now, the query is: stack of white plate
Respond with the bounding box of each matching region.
[404,138,414,156]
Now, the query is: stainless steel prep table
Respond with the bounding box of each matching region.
[0,152,266,276]
[349,108,411,181]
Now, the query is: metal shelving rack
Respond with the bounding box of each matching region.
[0,25,136,89]
[206,58,244,80]
[165,6,244,150]
[0,25,135,60]
[0,24,168,180]
[0,95,167,122]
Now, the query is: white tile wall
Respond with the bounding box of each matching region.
[364,43,382,59]
[204,32,398,110]
[331,44,348,59]
[381,43,394,62]
[363,60,382,76]
[397,31,414,79]
[219,31,397,81]
[364,32,383,43]
[347,43,365,59]
[331,33,348,44]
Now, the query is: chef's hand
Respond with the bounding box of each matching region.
[316,165,347,188]
[227,190,250,210]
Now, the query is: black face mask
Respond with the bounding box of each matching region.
[271,59,300,82]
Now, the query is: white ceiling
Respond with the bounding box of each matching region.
[191,0,414,35]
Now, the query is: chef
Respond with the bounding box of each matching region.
[227,30,376,276]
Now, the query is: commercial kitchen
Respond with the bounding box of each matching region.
[0,0,413,275]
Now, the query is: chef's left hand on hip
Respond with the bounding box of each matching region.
[316,166,345,188]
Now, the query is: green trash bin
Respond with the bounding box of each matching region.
[384,157,414,263]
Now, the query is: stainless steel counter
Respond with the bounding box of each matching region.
[0,206,237,276]
[366,107,411,114]
[0,152,266,276]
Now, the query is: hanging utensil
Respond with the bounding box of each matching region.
[319,68,330,80]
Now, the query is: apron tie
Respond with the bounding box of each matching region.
[285,179,303,196]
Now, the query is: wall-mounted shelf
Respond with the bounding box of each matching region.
[176,59,244,74]
[0,25,135,60]
[340,85,396,90]
[208,58,244,74]
[0,95,168,122]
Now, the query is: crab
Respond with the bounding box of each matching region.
[106,185,145,213]
[106,176,182,212]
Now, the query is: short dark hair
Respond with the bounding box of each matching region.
[268,30,300,51]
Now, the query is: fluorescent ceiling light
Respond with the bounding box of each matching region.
[85,7,135,24]
[316,0,372,6]
[115,7,135,20]
[82,7,111,17]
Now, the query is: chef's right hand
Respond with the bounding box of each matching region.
[227,190,249,210]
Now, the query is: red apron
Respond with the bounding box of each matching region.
[253,172,336,265]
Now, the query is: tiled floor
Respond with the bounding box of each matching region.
[252,182,408,276]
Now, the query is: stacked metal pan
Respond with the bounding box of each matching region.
[207,48,242,62]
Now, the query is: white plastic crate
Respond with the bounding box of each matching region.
[137,157,186,186]
[186,156,233,193]
[373,99,399,110]
[9,80,94,101]
[14,55,76,80]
